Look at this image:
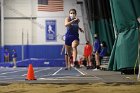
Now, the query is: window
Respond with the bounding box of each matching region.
[38,0,48,5]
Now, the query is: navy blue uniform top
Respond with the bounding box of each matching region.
[65,17,79,37]
[100,47,107,57]
[12,52,17,58]
[93,38,100,53]
[4,51,9,56]
[65,17,79,46]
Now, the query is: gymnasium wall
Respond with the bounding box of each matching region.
[2,0,86,62]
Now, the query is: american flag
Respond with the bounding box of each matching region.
[38,0,64,12]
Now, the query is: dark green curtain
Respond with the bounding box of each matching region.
[84,0,115,54]
[108,0,140,70]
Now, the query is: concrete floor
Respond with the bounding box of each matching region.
[0,67,138,84]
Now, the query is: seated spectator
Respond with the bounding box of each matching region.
[99,41,107,59]
[98,41,108,67]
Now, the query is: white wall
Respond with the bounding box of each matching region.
[4,0,86,45]
[36,0,86,45]
[4,19,32,45]
[4,0,37,45]
[4,0,37,17]
[4,0,87,55]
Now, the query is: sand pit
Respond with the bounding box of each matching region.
[0,83,140,93]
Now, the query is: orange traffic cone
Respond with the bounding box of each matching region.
[25,64,36,80]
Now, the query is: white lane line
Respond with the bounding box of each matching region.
[0,68,26,72]
[2,78,14,80]
[0,68,40,76]
[74,68,86,75]
[0,76,7,77]
[52,68,63,76]
[21,68,50,76]
[38,78,66,80]
[0,69,26,75]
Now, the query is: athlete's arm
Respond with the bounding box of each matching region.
[61,45,65,55]
[65,17,79,27]
[78,27,84,33]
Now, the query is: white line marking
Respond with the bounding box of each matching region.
[21,74,26,76]
[74,68,86,75]
[21,68,49,76]
[3,78,15,80]
[0,76,7,77]
[0,70,25,75]
[38,78,66,80]
[52,68,62,76]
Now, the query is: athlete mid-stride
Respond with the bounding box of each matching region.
[64,8,84,70]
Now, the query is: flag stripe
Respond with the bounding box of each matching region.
[38,7,63,9]
[38,5,63,7]
[38,0,63,12]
